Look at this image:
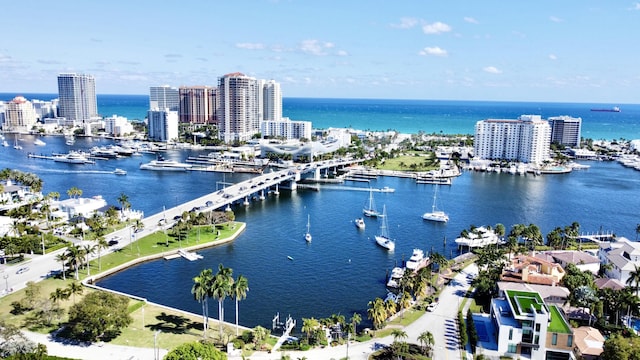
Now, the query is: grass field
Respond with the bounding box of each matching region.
[375,152,439,172]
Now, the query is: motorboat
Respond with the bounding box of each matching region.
[422,185,449,222]
[113,168,127,175]
[140,155,193,171]
[2,141,8,147]
[53,151,93,164]
[386,266,405,288]
[304,214,312,243]
[363,188,381,217]
[454,226,502,248]
[354,217,365,230]
[374,205,395,251]
[405,249,429,273]
[34,138,46,146]
[90,146,118,159]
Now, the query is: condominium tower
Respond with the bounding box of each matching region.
[57,73,98,122]
[474,115,551,164]
[218,72,263,143]
[548,116,582,147]
[4,96,37,132]
[178,86,217,125]
[263,80,282,121]
[150,85,179,111]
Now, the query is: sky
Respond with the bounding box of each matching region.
[1,1,639,103]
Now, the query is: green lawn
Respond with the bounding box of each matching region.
[375,152,439,172]
[548,305,572,334]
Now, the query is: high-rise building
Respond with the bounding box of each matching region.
[548,116,581,147]
[261,118,312,140]
[150,85,179,111]
[218,73,262,143]
[263,80,282,121]
[148,109,179,142]
[57,73,98,122]
[178,86,216,125]
[474,115,551,164]
[4,96,37,131]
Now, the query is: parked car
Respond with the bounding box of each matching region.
[426,301,438,312]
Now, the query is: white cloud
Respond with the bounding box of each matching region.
[391,17,419,29]
[418,46,448,57]
[300,39,335,56]
[549,16,563,23]
[633,2,640,10]
[422,21,452,34]
[236,43,266,50]
[548,54,557,60]
[483,66,502,74]
[336,50,349,57]
[0,54,12,62]
[464,17,479,24]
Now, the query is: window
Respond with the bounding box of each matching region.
[535,323,541,332]
[567,335,573,347]
[552,333,558,345]
[508,344,517,353]
[508,329,513,340]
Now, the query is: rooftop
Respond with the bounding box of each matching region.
[506,289,544,317]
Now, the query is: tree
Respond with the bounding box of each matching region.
[367,297,386,329]
[117,192,130,216]
[65,245,83,280]
[391,329,408,355]
[625,264,640,297]
[192,269,214,336]
[67,291,132,342]
[66,186,82,199]
[418,330,435,356]
[82,243,95,275]
[163,341,227,360]
[67,281,84,304]
[301,317,320,344]
[95,236,109,271]
[55,252,67,280]
[212,264,234,336]
[398,291,412,318]
[601,333,640,360]
[0,320,39,358]
[49,287,70,305]
[231,274,249,336]
[349,312,361,336]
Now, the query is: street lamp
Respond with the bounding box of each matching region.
[154,330,161,360]
[3,273,9,292]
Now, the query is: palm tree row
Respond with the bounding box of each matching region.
[191,264,249,339]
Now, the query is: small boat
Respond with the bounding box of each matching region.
[374,205,395,251]
[355,217,365,230]
[2,141,8,147]
[304,214,312,242]
[113,168,127,175]
[422,185,449,222]
[363,188,381,217]
[13,138,22,150]
[140,154,193,171]
[386,266,405,288]
[287,256,294,261]
[405,249,429,273]
[34,138,46,146]
[65,137,75,146]
[591,106,620,112]
[53,151,93,164]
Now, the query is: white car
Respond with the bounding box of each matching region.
[426,302,438,312]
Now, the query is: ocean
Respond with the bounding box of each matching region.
[1,94,639,331]
[2,93,639,140]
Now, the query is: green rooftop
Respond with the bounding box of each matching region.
[548,305,572,334]
[506,290,544,317]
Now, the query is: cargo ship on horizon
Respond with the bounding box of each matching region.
[591,106,620,112]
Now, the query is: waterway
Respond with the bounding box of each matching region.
[2,134,639,332]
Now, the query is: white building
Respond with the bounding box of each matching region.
[57,73,98,123]
[4,96,37,132]
[52,196,108,221]
[103,115,134,137]
[261,117,312,140]
[549,116,581,147]
[491,289,575,360]
[147,109,179,142]
[474,115,551,164]
[218,72,262,143]
[150,85,179,111]
[262,80,282,121]
[598,237,640,285]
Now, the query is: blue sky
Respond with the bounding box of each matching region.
[1,1,639,103]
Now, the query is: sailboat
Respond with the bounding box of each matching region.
[374,205,395,251]
[13,137,22,150]
[304,214,312,242]
[422,185,449,222]
[363,188,381,217]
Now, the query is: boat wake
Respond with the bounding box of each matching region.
[36,169,116,175]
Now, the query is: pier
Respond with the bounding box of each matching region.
[271,312,297,352]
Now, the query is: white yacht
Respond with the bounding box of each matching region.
[386,266,405,288]
[140,155,193,171]
[405,249,429,273]
[422,185,449,222]
[374,205,395,251]
[354,217,365,230]
[53,151,93,164]
[113,168,127,175]
[34,138,46,146]
[454,226,502,248]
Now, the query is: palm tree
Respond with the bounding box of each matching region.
[384,297,397,318]
[67,281,83,304]
[418,330,435,356]
[231,274,249,336]
[65,245,82,280]
[212,264,234,335]
[391,329,408,354]
[367,297,386,329]
[82,243,95,275]
[117,192,130,217]
[50,287,70,304]
[95,237,109,271]
[192,268,214,336]
[55,252,67,280]
[398,291,412,318]
[625,264,640,297]
[349,312,361,336]
[301,317,320,343]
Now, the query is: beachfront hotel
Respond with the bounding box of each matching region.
[549,116,582,147]
[491,289,575,360]
[3,96,38,132]
[57,73,98,123]
[474,115,551,164]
